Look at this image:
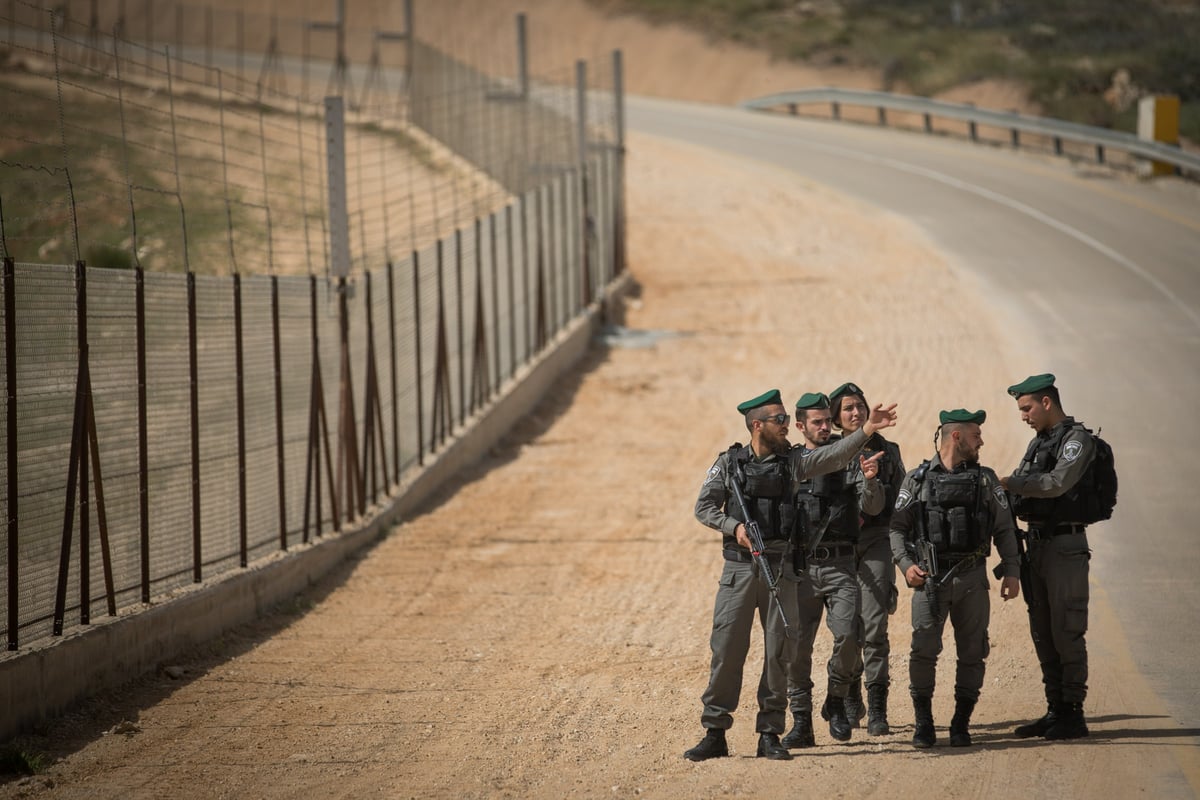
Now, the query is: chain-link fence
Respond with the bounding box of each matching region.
[1,0,626,652]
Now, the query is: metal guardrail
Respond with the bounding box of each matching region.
[742,88,1200,179]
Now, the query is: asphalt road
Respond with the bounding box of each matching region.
[627,94,1200,732]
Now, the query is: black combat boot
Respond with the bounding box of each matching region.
[912,695,936,748]
[1043,701,1089,740]
[756,732,793,760]
[826,695,853,742]
[866,683,890,736]
[844,678,866,729]
[782,707,815,749]
[683,728,728,761]
[1014,702,1060,738]
[949,694,976,747]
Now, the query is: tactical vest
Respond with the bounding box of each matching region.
[915,462,990,558]
[796,451,858,544]
[1010,418,1092,524]
[725,445,797,551]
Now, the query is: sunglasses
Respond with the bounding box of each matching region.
[758,413,790,426]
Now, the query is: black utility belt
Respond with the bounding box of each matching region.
[723,548,785,564]
[809,543,856,561]
[1025,523,1087,542]
[940,552,983,569]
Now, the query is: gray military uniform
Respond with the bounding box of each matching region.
[848,434,905,691]
[889,457,1019,701]
[786,438,883,713]
[1007,418,1096,706]
[694,428,872,734]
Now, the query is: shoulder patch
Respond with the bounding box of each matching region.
[993,485,1009,510]
[704,462,722,485]
[1062,440,1083,463]
[895,489,912,510]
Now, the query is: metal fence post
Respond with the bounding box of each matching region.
[5,256,17,649]
[516,13,528,100]
[576,59,592,307]
[234,274,247,567]
[613,49,627,277]
[136,266,150,600]
[187,271,201,581]
[325,96,351,280]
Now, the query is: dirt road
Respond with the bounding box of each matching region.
[4,1,1199,797]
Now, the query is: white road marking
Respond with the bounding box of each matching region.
[675,114,1200,331]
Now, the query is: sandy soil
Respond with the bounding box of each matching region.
[4,2,1198,798]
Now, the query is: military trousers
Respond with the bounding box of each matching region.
[700,555,798,734]
[786,551,860,711]
[1026,531,1090,704]
[851,529,896,689]
[908,561,990,702]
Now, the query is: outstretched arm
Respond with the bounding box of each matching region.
[862,403,898,437]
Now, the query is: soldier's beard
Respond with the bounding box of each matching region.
[763,430,790,455]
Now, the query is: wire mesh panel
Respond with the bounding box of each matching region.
[86,267,143,612]
[390,254,421,477]
[274,275,315,550]
[239,275,283,562]
[192,274,240,574]
[142,270,194,594]
[10,264,77,641]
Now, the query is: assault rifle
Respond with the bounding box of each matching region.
[913,537,943,623]
[729,462,795,638]
[914,536,974,625]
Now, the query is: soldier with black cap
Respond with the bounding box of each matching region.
[827,381,906,736]
[782,391,885,749]
[685,389,898,762]
[1001,373,1097,741]
[889,409,1020,748]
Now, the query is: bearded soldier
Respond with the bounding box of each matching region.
[685,390,898,762]
[890,409,1020,748]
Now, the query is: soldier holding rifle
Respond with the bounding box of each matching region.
[889,409,1020,749]
[686,389,897,762]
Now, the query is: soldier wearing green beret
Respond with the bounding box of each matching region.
[828,381,907,736]
[889,409,1020,748]
[686,389,898,762]
[1001,374,1097,740]
[782,391,885,749]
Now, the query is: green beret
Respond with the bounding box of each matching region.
[737,389,782,414]
[829,381,865,408]
[939,408,986,426]
[1007,373,1056,398]
[795,391,830,411]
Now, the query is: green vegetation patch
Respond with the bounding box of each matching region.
[590,0,1200,140]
